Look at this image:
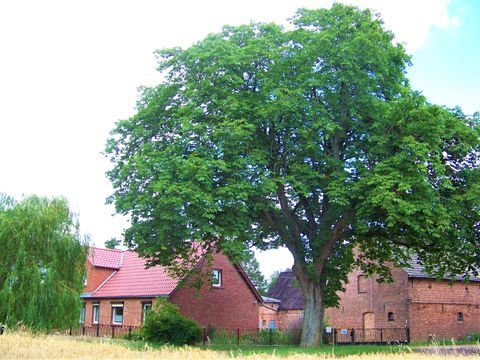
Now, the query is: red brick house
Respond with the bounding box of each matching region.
[264,259,480,342]
[81,247,262,330]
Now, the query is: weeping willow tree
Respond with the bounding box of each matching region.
[0,194,88,330]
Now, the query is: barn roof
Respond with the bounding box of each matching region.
[267,271,304,310]
[404,255,480,282]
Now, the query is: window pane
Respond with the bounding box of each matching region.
[93,305,99,323]
[80,304,86,323]
[143,303,152,322]
[113,306,123,324]
[212,269,222,287]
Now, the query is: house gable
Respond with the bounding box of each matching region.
[169,251,261,330]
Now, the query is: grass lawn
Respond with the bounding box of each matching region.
[2,332,478,359]
[202,344,409,357]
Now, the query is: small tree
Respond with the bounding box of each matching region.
[141,299,201,345]
[0,194,88,331]
[241,250,268,295]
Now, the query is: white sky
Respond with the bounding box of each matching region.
[0,0,475,278]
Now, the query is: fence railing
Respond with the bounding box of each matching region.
[57,325,409,345]
[201,328,302,346]
[324,327,410,344]
[59,324,140,339]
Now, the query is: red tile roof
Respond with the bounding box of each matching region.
[89,249,181,298]
[88,248,123,269]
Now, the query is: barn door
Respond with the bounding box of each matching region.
[363,312,376,342]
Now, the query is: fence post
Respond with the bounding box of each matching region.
[203,328,206,346]
[333,329,337,346]
[380,328,383,343]
[350,328,355,344]
[128,326,132,340]
[82,326,85,336]
[96,324,100,337]
[237,328,240,346]
[269,328,273,346]
[406,327,410,344]
[69,328,72,336]
[111,325,115,338]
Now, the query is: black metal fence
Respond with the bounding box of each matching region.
[57,325,409,345]
[324,327,410,345]
[201,328,302,346]
[59,324,140,339]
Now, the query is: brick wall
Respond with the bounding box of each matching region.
[408,278,480,341]
[259,304,277,329]
[325,267,409,330]
[83,298,155,327]
[83,261,115,294]
[170,252,260,330]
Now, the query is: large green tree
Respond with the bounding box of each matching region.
[105,5,480,346]
[0,195,88,331]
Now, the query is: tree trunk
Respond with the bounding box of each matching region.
[299,278,324,347]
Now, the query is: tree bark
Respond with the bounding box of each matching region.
[297,275,325,346]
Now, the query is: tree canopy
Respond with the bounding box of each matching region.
[105,4,480,346]
[0,195,88,331]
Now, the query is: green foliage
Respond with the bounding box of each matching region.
[265,270,285,295]
[141,299,201,345]
[460,332,480,343]
[240,251,267,295]
[104,237,121,249]
[0,195,88,331]
[105,3,480,345]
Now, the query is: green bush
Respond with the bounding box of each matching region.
[460,332,480,343]
[140,299,201,345]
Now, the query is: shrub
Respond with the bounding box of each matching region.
[141,299,201,345]
[460,332,480,343]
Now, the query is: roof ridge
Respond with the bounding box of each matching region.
[91,270,118,295]
[119,252,125,268]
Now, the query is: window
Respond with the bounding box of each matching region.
[269,320,275,329]
[262,319,266,327]
[358,275,368,293]
[80,303,86,323]
[92,303,100,324]
[112,303,124,325]
[142,302,152,323]
[457,312,463,322]
[387,312,394,322]
[212,269,222,287]
[83,271,87,287]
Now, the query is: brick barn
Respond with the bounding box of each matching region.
[81,247,262,330]
[264,259,480,342]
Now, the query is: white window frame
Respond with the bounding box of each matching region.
[80,303,86,323]
[212,269,222,287]
[92,303,100,324]
[142,302,152,322]
[112,303,124,325]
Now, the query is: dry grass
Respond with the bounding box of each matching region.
[0,332,479,359]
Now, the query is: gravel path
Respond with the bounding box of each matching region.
[414,345,480,356]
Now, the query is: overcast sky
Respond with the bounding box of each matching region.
[0,0,478,278]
